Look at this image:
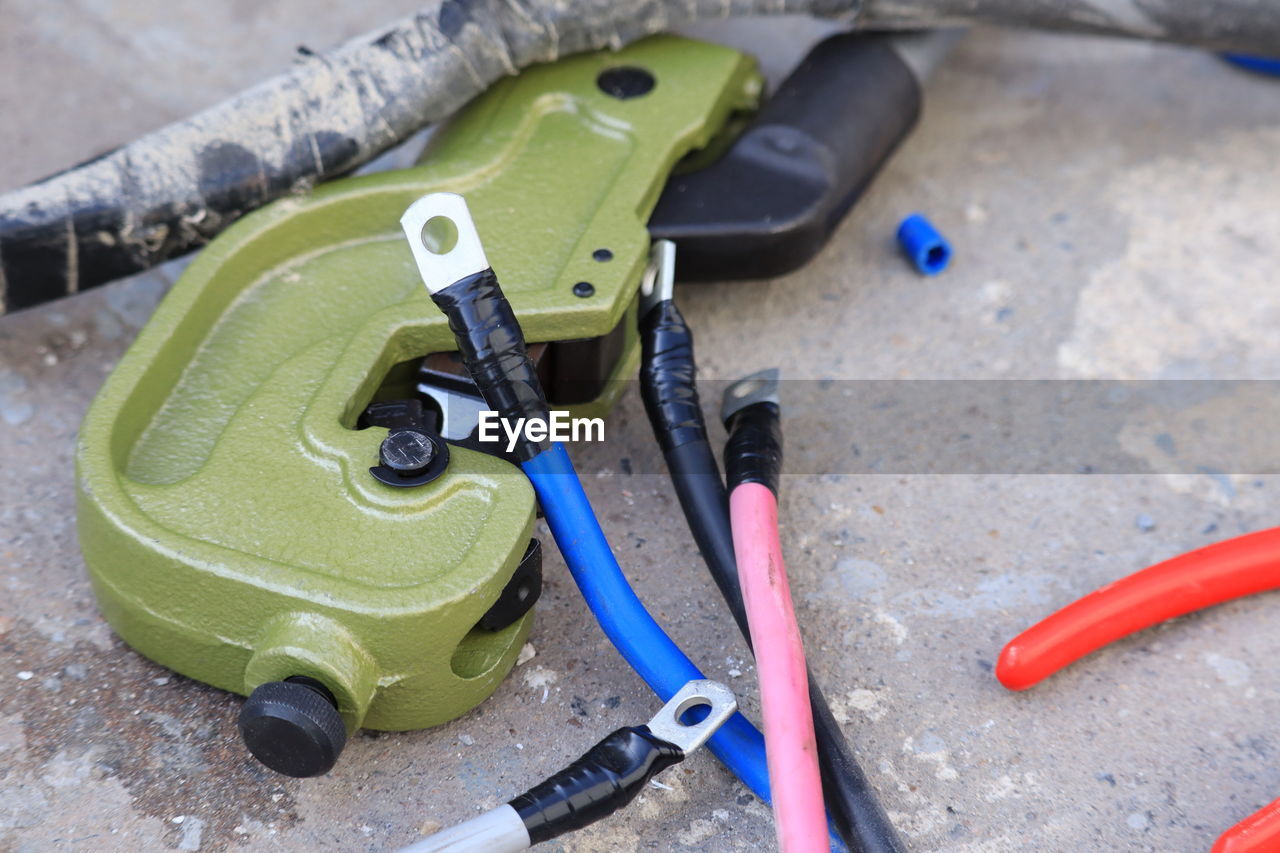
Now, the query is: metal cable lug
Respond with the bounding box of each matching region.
[401,680,738,853]
[644,679,738,756]
[721,367,781,424]
[638,239,676,317]
[399,192,491,293]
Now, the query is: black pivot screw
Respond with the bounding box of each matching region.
[363,400,451,488]
[380,428,436,474]
[238,677,347,778]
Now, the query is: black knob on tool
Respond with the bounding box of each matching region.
[238,678,347,777]
[379,428,436,473]
[363,400,451,488]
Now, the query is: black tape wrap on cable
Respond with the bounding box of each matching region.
[430,268,549,461]
[509,726,683,844]
[638,297,741,624]
[639,301,705,451]
[724,402,783,494]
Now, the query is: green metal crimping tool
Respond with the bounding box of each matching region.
[75,33,922,776]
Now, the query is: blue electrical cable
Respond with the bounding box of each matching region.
[525,444,848,852]
[402,193,845,849]
[522,443,771,798]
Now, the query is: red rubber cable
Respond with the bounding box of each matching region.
[1213,798,1280,853]
[729,482,829,853]
[996,527,1280,691]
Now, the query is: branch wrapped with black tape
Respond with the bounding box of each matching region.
[5,0,1280,313]
[509,725,683,844]
[0,0,857,314]
[430,268,549,461]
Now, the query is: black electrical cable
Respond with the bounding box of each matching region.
[639,295,908,853]
[399,678,738,851]
[511,726,684,844]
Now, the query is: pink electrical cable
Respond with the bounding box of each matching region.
[729,481,830,853]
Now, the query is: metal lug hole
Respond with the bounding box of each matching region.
[421,216,459,255]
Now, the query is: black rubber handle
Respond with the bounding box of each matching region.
[649,33,921,280]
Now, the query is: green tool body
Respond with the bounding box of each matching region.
[76,37,759,739]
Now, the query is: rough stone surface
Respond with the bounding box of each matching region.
[2,5,1279,851]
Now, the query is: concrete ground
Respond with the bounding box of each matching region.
[3,3,1280,851]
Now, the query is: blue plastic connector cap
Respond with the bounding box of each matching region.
[1222,53,1280,77]
[896,213,952,276]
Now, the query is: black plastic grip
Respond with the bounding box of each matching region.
[649,33,921,281]
[724,402,783,494]
[509,725,683,844]
[430,268,549,461]
[639,300,706,451]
